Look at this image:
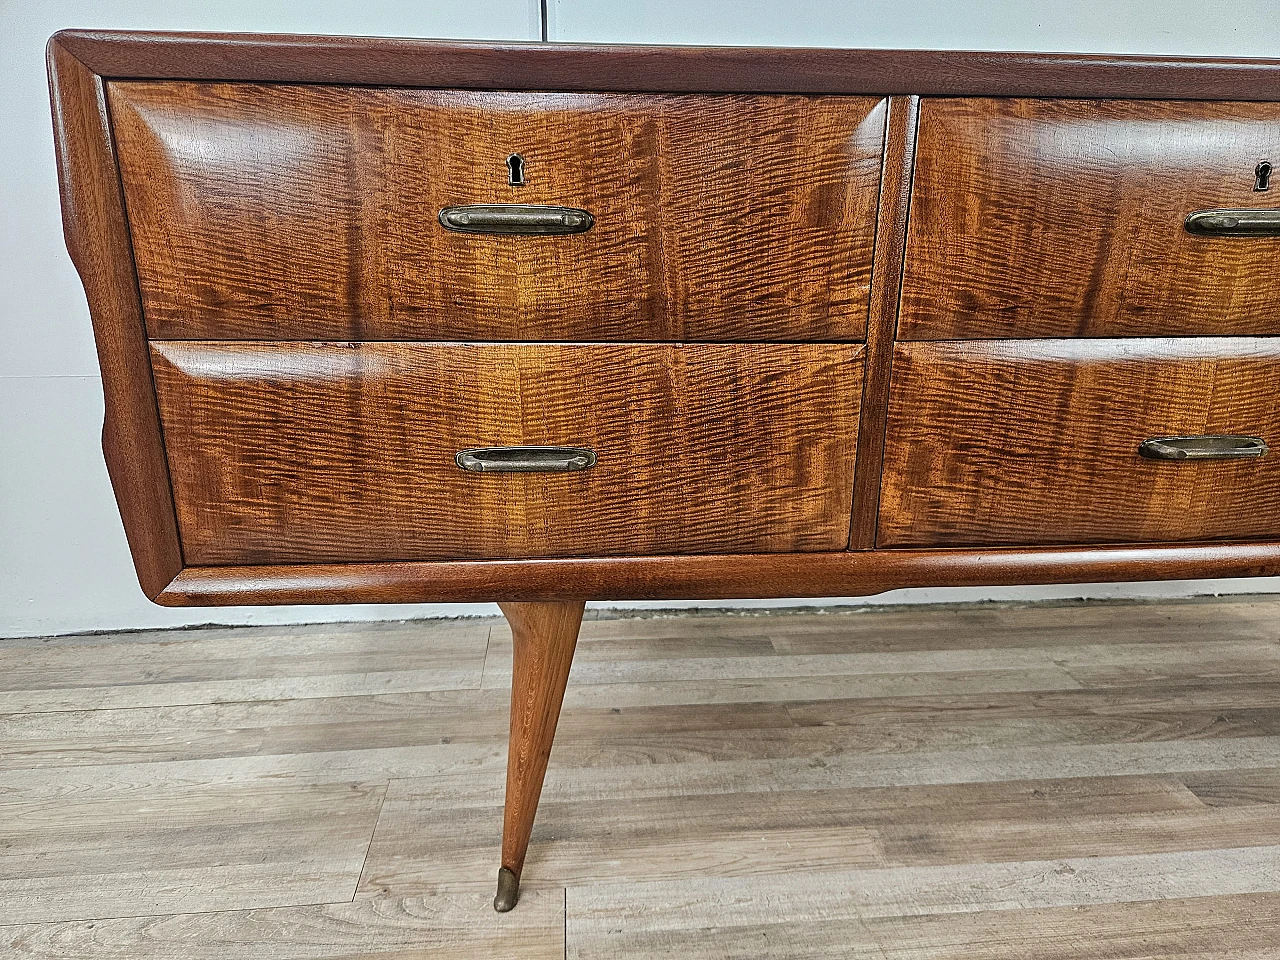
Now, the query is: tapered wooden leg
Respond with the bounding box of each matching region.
[493,600,585,912]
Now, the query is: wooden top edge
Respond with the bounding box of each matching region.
[49,30,1280,99]
[158,542,1280,606]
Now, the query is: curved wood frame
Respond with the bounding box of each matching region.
[48,36,184,598]
[50,30,1280,99]
[157,543,1280,604]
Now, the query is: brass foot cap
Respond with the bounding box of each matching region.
[494,867,520,912]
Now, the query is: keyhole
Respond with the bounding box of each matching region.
[507,154,525,186]
[1256,160,1273,192]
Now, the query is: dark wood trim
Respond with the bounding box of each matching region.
[848,95,917,550]
[156,542,1280,606]
[47,37,184,599]
[52,30,1280,100]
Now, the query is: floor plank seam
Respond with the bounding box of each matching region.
[0,684,491,718]
[352,782,395,898]
[348,781,392,903]
[479,622,496,690]
[0,896,359,929]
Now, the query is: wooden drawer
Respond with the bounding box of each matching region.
[150,342,863,564]
[878,339,1280,547]
[900,99,1280,340]
[110,83,885,342]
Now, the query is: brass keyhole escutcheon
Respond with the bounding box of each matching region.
[507,154,526,186]
[1256,160,1273,192]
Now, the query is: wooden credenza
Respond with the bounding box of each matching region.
[49,30,1280,910]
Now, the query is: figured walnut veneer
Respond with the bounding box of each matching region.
[879,339,1280,547]
[900,99,1280,340]
[111,83,884,343]
[150,342,863,564]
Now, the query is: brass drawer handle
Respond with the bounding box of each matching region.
[456,446,597,473]
[439,204,594,236]
[1184,209,1280,237]
[1138,435,1269,460]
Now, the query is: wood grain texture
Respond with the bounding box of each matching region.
[53,30,1280,100]
[110,82,884,342]
[46,39,182,596]
[498,601,584,894]
[362,775,1210,890]
[900,99,1280,339]
[0,619,490,715]
[848,95,918,549]
[0,781,387,923]
[879,339,1280,547]
[2,892,567,959]
[567,853,1280,959]
[156,541,1280,606]
[149,341,863,564]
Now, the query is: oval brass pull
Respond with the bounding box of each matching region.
[456,446,597,473]
[1138,436,1269,461]
[1184,209,1280,237]
[439,204,593,236]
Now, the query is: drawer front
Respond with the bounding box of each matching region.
[878,339,1280,547]
[900,99,1280,340]
[111,83,885,342]
[151,342,862,564]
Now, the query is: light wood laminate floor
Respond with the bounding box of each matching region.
[4,597,1280,958]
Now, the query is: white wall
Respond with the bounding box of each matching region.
[548,0,1278,54]
[4,1,1279,638]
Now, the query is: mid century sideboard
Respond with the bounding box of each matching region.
[48,30,1280,910]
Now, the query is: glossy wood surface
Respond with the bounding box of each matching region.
[879,340,1280,547]
[150,342,863,564]
[46,41,183,598]
[110,82,884,342]
[48,32,1280,610]
[55,30,1280,100]
[498,601,584,908]
[901,99,1280,340]
[155,542,1280,606]
[848,95,918,549]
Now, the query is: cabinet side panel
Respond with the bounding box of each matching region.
[47,40,182,597]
